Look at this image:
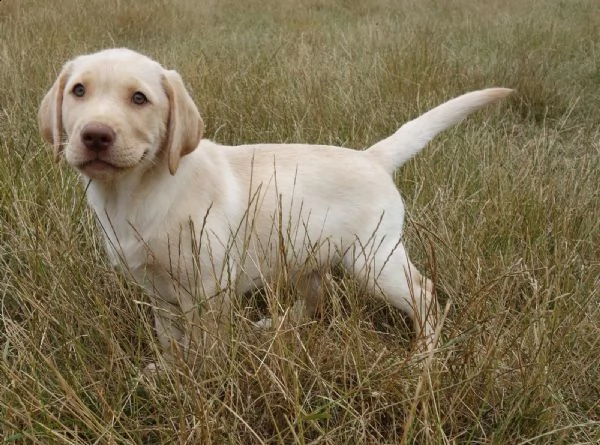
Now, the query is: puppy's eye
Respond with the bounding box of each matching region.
[131,91,148,105]
[72,83,86,97]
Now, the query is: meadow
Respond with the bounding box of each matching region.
[0,0,599,443]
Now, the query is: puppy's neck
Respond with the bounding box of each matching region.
[82,161,170,209]
[83,174,136,216]
[81,165,175,268]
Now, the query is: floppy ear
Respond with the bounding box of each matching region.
[162,70,204,175]
[38,62,72,160]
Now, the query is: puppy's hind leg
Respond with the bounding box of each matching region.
[255,270,326,328]
[345,242,439,351]
[292,269,326,320]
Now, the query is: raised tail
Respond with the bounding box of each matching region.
[366,88,512,173]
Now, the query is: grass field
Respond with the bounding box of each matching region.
[1,0,599,443]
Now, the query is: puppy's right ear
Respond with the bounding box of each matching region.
[38,62,72,160]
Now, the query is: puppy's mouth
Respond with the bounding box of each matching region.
[75,150,150,177]
[77,158,123,174]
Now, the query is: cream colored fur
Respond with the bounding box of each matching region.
[39,48,511,365]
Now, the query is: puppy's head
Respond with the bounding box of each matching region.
[38,48,203,180]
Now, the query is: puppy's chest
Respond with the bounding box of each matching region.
[99,219,151,272]
[88,197,159,271]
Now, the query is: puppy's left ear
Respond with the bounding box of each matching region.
[162,70,204,175]
[38,61,73,160]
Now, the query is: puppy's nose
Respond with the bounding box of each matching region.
[81,123,115,152]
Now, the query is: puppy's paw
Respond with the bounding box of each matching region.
[252,317,273,329]
[143,362,160,376]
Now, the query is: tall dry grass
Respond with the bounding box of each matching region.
[1,0,599,443]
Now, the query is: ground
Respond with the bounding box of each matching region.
[0,0,599,443]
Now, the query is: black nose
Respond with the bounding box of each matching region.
[81,123,116,152]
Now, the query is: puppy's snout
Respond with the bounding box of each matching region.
[81,123,116,152]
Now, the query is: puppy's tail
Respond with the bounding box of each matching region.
[366,88,512,173]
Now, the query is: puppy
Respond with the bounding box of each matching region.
[39,48,510,364]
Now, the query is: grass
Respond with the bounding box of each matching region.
[1,0,599,442]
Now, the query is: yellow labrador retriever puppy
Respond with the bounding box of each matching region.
[39,48,510,365]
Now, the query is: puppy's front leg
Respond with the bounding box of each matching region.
[182,288,233,360]
[146,295,187,371]
[145,277,233,371]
